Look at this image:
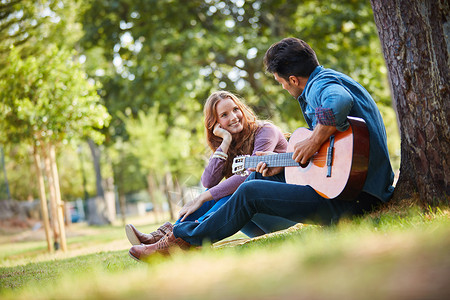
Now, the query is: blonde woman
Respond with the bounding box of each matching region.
[126,91,295,254]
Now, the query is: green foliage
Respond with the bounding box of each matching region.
[0,0,85,71]
[0,0,55,58]
[0,0,401,201]
[119,105,205,193]
[108,139,148,195]
[56,144,98,201]
[125,108,168,172]
[79,0,400,175]
[0,144,37,200]
[0,45,110,146]
[80,0,392,126]
[0,1,113,201]
[72,0,401,204]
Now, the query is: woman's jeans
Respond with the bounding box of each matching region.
[174,195,231,224]
[173,171,367,245]
[174,186,296,238]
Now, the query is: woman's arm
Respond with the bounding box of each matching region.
[201,124,233,188]
[207,124,287,200]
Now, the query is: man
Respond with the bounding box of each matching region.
[129,37,395,260]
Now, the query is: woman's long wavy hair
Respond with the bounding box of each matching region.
[204,91,260,178]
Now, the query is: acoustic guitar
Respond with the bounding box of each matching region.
[232,117,370,201]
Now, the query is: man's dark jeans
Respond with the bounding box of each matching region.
[173,171,378,245]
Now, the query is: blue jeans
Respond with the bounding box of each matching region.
[174,195,231,224]
[174,186,296,238]
[173,171,373,245]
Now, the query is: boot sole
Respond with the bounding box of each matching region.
[128,251,143,262]
[125,224,141,246]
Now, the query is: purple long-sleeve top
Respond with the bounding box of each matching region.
[201,122,288,201]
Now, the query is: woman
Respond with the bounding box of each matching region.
[126,91,295,246]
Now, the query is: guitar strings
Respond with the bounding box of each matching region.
[244,152,330,168]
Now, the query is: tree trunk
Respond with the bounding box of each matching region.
[64,202,72,227]
[370,0,450,204]
[103,152,116,223]
[87,139,111,225]
[87,139,105,200]
[147,172,160,222]
[175,177,185,207]
[1,146,11,200]
[77,145,89,218]
[164,171,175,220]
[118,192,126,225]
[42,144,60,250]
[49,144,67,252]
[33,147,52,252]
[115,148,126,226]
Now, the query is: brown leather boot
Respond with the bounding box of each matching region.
[128,232,193,261]
[125,222,173,245]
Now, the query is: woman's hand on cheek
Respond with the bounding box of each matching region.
[213,123,232,141]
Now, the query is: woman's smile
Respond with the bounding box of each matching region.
[216,97,244,135]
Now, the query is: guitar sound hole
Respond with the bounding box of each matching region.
[299,161,309,168]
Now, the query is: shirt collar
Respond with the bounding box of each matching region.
[298,65,324,102]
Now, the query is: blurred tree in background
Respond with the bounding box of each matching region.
[0,41,109,248]
[1,0,400,221]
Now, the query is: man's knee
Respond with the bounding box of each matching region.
[239,180,259,194]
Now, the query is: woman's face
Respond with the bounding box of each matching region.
[215,97,244,135]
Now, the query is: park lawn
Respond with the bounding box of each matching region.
[0,206,449,300]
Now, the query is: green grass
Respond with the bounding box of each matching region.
[1,206,449,299]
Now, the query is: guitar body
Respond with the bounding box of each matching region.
[285,117,369,200]
[232,117,370,201]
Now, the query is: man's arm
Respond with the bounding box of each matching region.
[292,123,336,165]
[253,124,336,176]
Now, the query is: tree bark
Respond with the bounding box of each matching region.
[115,148,126,226]
[33,147,52,252]
[77,145,89,216]
[175,177,185,207]
[42,144,60,250]
[1,146,11,200]
[87,139,105,200]
[147,172,160,222]
[87,139,111,225]
[164,171,175,220]
[118,192,126,226]
[370,0,450,204]
[49,144,67,252]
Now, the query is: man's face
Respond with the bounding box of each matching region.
[274,73,303,99]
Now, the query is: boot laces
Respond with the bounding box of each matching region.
[156,234,171,250]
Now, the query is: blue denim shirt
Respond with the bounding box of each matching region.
[299,66,394,202]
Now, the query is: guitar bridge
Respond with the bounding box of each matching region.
[326,135,335,177]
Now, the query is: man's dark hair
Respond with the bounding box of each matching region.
[264,38,319,81]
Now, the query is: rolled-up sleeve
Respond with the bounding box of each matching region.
[316,85,353,131]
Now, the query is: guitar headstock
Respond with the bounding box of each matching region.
[232,155,250,176]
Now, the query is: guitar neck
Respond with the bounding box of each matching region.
[244,153,298,169]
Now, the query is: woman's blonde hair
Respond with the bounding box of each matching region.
[203,91,260,178]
